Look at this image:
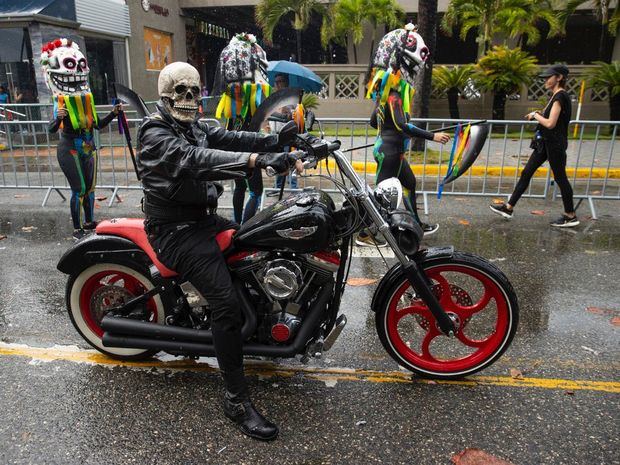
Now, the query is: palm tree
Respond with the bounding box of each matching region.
[442,0,559,58]
[364,0,405,63]
[413,0,439,120]
[474,46,538,120]
[322,0,404,64]
[558,0,620,59]
[585,61,620,122]
[255,0,325,63]
[441,0,499,58]
[495,0,561,47]
[326,0,365,64]
[432,65,474,119]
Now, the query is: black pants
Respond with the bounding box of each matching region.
[509,144,575,213]
[146,215,247,396]
[233,167,263,224]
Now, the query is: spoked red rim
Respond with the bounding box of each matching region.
[386,264,511,374]
[79,270,158,337]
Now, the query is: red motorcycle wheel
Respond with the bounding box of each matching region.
[66,262,166,360]
[376,252,518,378]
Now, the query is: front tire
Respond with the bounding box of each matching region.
[66,262,167,360]
[376,252,519,379]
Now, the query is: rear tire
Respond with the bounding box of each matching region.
[66,261,167,360]
[376,252,519,379]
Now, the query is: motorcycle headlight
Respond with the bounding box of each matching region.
[389,210,423,256]
[375,178,403,210]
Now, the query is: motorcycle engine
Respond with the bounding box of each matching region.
[269,312,301,343]
[260,259,303,301]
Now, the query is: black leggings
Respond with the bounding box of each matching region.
[509,145,574,213]
[233,167,263,224]
[376,150,421,222]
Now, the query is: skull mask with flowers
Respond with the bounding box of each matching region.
[373,23,429,87]
[158,62,201,124]
[40,38,90,96]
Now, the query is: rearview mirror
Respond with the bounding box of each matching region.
[278,120,298,147]
[306,110,316,132]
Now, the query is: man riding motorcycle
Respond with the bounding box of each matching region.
[137,61,301,441]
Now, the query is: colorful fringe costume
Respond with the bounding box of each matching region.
[217,82,272,223]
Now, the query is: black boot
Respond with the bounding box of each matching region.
[223,392,279,441]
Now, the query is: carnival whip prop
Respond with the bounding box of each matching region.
[113,83,151,181]
[342,120,488,153]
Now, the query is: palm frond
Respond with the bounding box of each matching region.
[584,61,620,97]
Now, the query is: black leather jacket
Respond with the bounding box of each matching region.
[138,102,278,215]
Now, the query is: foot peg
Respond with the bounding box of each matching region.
[322,314,347,351]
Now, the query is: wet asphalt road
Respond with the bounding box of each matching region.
[0,190,618,465]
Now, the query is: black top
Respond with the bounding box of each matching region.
[538,90,571,151]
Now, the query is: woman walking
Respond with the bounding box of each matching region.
[490,64,578,228]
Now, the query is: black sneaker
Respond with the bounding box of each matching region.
[355,232,388,247]
[489,203,513,219]
[550,215,579,228]
[420,222,439,236]
[72,229,87,240]
[82,221,98,230]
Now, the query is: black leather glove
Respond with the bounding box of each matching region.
[255,150,304,174]
[277,120,298,148]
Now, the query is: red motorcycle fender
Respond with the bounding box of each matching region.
[57,234,149,275]
[370,246,454,313]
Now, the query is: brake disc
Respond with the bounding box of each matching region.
[413,284,473,331]
[90,285,135,324]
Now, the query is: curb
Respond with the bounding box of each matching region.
[315,160,620,179]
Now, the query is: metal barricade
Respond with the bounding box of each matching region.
[1,112,618,218]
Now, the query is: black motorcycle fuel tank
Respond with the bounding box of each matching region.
[234,190,336,253]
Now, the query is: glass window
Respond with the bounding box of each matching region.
[84,37,116,104]
[0,27,37,103]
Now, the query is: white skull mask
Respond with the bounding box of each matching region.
[158,62,201,123]
[40,38,90,96]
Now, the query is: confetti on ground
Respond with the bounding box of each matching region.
[530,210,545,215]
[14,194,29,199]
[492,198,505,205]
[458,219,470,226]
[0,235,6,241]
[95,196,108,201]
[21,226,38,232]
[509,368,523,379]
[347,277,378,286]
[452,448,515,465]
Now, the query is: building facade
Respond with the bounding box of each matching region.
[0,0,617,116]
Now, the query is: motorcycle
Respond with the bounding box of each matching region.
[57,115,518,379]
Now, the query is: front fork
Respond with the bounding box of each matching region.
[331,149,457,336]
[359,193,457,336]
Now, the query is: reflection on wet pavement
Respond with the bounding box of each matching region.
[0,197,618,380]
